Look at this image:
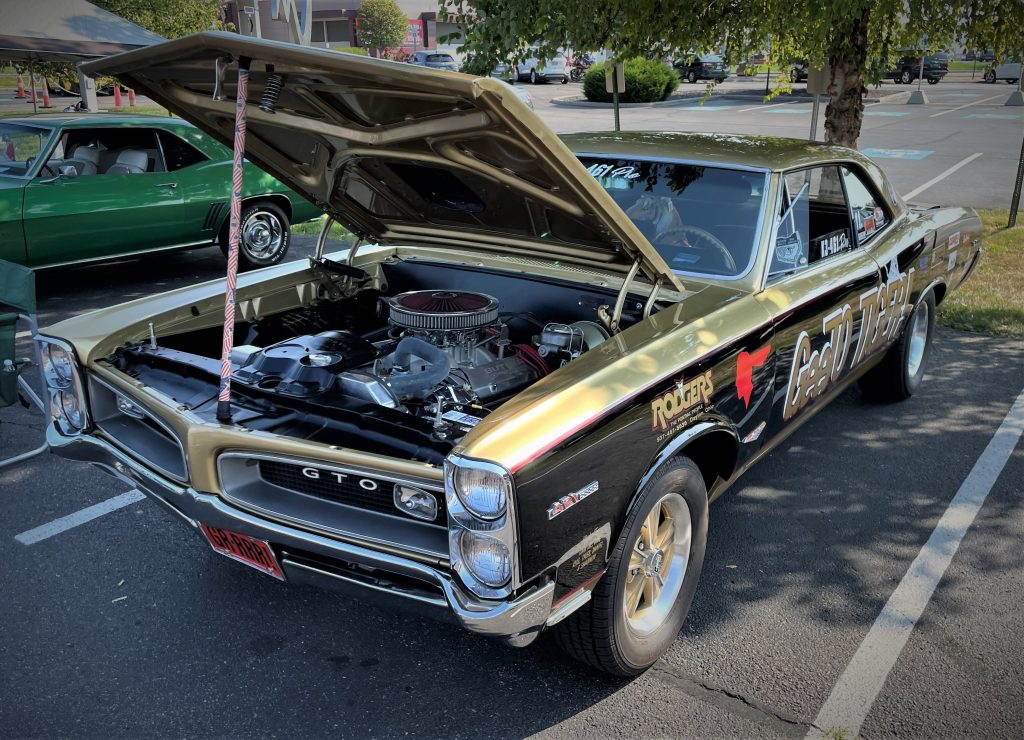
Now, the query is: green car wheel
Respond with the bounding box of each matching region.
[221,201,291,270]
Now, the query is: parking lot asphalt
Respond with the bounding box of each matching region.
[3,76,1024,738]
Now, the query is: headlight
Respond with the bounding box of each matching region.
[453,465,509,520]
[459,530,512,587]
[38,337,88,433]
[42,344,75,389]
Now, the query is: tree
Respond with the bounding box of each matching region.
[441,1,969,147]
[356,0,409,57]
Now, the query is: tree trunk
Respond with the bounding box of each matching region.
[824,6,871,148]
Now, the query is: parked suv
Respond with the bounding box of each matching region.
[674,54,728,83]
[514,49,569,84]
[890,53,948,84]
[409,51,458,72]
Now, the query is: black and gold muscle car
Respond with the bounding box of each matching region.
[39,33,981,676]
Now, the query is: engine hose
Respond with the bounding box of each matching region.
[387,336,452,399]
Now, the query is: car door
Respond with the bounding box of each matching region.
[155,128,228,246]
[22,126,184,267]
[756,165,886,439]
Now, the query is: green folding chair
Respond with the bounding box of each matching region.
[0,258,48,470]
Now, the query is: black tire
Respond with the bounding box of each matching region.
[553,456,708,676]
[858,290,936,402]
[1009,79,1020,85]
[789,69,798,83]
[219,201,291,271]
[900,69,913,84]
[984,69,996,84]
[560,76,568,84]
[530,69,538,84]
[687,70,698,84]
[927,77,939,85]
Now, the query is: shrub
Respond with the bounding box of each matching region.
[582,58,678,103]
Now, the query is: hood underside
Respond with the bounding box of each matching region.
[82,32,681,290]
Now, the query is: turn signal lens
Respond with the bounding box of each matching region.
[453,466,508,520]
[459,530,512,587]
[393,484,438,521]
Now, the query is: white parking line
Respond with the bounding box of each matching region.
[901,152,983,201]
[929,93,1005,118]
[15,330,31,339]
[14,490,146,545]
[807,388,1024,738]
[736,101,793,113]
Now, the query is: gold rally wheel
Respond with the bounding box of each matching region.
[553,456,708,676]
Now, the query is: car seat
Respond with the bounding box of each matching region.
[66,145,99,176]
[105,149,148,174]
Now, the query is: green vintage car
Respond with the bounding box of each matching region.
[0,115,322,270]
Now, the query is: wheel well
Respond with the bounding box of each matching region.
[931,281,947,306]
[679,430,739,494]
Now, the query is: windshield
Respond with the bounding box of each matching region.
[0,123,51,177]
[580,158,766,278]
[426,54,454,63]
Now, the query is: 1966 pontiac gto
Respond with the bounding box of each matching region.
[38,33,981,675]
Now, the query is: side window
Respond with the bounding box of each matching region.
[770,165,854,279]
[841,166,889,245]
[157,130,208,172]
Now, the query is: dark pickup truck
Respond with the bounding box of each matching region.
[890,54,948,85]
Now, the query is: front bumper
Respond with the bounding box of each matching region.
[48,427,554,647]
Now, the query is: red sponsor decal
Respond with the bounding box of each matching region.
[735,344,771,408]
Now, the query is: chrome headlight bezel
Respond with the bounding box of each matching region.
[445,454,518,599]
[36,336,89,434]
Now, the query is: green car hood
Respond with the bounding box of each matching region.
[81,32,682,290]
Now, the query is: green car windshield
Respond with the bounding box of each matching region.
[0,123,51,178]
[581,158,767,279]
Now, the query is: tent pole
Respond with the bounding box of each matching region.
[216,57,251,423]
[28,60,37,114]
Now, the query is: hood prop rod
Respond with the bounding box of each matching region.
[599,257,642,334]
[216,56,251,423]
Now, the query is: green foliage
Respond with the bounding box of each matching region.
[356,0,409,54]
[93,0,223,40]
[582,59,677,103]
[333,47,370,56]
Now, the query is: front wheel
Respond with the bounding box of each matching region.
[687,70,698,83]
[927,77,939,85]
[530,69,538,84]
[984,69,996,83]
[220,201,291,271]
[560,76,568,84]
[900,69,913,84]
[553,456,708,676]
[858,290,936,402]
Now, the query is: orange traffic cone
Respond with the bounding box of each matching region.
[14,72,26,99]
[113,83,122,108]
[41,77,52,108]
[127,87,137,107]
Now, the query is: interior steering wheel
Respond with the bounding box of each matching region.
[657,225,738,274]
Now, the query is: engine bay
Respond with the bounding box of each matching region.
[107,259,651,464]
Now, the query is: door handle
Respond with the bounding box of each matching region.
[155,182,177,189]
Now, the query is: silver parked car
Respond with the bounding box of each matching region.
[984,60,1021,84]
[409,51,458,72]
[515,49,569,84]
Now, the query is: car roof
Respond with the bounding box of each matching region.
[560,132,867,172]
[1,114,185,130]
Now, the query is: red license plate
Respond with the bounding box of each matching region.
[200,524,285,581]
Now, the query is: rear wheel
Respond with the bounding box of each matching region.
[984,69,996,83]
[927,77,939,85]
[687,70,698,83]
[220,201,291,271]
[900,69,913,84]
[858,290,936,402]
[553,456,708,676]
[530,69,538,84]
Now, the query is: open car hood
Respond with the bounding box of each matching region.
[82,33,681,290]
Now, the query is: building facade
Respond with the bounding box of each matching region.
[222,0,465,56]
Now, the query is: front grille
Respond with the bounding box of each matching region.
[218,453,450,561]
[88,376,188,482]
[259,459,445,520]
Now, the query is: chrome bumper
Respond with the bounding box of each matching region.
[48,427,554,647]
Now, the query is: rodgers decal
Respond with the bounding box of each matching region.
[651,370,714,434]
[736,343,771,408]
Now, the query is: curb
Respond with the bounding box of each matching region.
[551,90,893,109]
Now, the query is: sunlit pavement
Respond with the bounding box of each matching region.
[2,74,1023,738]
